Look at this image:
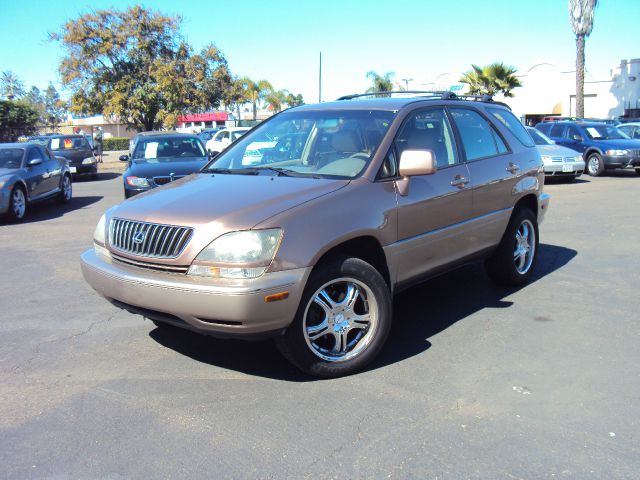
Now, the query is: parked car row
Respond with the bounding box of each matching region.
[535,121,640,176]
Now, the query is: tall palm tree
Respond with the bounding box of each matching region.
[365,71,395,96]
[459,63,522,97]
[1,71,25,100]
[569,0,597,118]
[240,77,273,120]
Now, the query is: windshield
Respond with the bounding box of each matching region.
[132,136,206,161]
[527,128,554,145]
[206,109,396,179]
[0,148,24,168]
[29,136,50,145]
[583,125,629,140]
[49,136,91,151]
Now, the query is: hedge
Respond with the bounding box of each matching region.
[103,137,130,151]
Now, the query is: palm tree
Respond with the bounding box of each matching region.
[1,71,25,100]
[285,93,304,107]
[265,89,290,113]
[569,0,597,118]
[240,77,273,120]
[365,71,395,96]
[459,63,522,97]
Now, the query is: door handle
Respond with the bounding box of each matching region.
[506,163,520,174]
[450,175,469,188]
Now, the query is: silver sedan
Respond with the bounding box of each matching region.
[527,127,584,182]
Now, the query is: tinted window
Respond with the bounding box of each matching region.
[488,108,534,147]
[527,128,554,146]
[395,108,458,168]
[449,108,502,161]
[582,124,628,140]
[535,123,552,135]
[566,126,582,140]
[549,124,565,138]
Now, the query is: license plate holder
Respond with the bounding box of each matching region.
[562,164,573,173]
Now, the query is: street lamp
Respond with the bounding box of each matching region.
[401,78,413,90]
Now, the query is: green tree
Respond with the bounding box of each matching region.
[0,100,39,142]
[365,71,395,96]
[240,78,273,120]
[265,89,288,113]
[569,0,597,118]
[224,77,249,123]
[285,93,304,108]
[22,83,68,128]
[459,62,522,97]
[51,6,232,131]
[1,71,25,100]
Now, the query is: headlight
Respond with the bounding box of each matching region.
[0,179,7,189]
[540,155,552,162]
[126,176,150,187]
[605,149,628,156]
[575,155,583,162]
[93,213,107,246]
[188,229,283,279]
[82,157,96,165]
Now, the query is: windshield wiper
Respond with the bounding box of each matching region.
[257,167,322,179]
[201,167,259,175]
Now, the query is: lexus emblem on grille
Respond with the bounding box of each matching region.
[132,231,146,244]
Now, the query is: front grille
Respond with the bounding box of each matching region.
[153,175,185,186]
[109,218,193,259]
[550,156,563,163]
[563,156,577,163]
[628,149,640,157]
[111,253,190,273]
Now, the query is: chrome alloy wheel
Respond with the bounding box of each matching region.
[588,156,600,175]
[514,219,536,275]
[62,176,72,200]
[11,188,26,219]
[303,277,379,362]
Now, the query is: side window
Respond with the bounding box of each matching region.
[549,124,564,138]
[567,126,582,140]
[27,147,43,162]
[394,107,458,168]
[633,127,640,139]
[217,131,230,142]
[378,147,398,179]
[491,130,509,154]
[449,108,502,161]
[487,107,535,147]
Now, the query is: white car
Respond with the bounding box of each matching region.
[617,122,640,139]
[205,127,250,155]
[526,127,584,182]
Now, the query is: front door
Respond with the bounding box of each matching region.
[390,107,473,285]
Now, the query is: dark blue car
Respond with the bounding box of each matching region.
[535,121,640,176]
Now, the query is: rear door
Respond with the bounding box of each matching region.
[448,107,517,253]
[390,106,473,284]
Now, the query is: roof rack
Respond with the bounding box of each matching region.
[336,90,511,109]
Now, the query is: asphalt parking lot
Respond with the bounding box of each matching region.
[1,171,639,479]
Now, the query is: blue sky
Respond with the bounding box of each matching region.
[1,0,638,104]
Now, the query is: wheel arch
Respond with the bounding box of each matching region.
[311,236,391,289]
[513,193,539,219]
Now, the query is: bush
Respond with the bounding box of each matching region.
[103,137,130,151]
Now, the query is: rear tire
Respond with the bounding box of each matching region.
[635,167,640,176]
[485,208,539,287]
[276,257,392,378]
[586,153,605,177]
[6,185,27,222]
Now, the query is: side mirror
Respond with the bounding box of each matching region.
[28,158,43,167]
[208,151,218,159]
[119,155,129,162]
[572,135,583,141]
[396,150,436,197]
[398,150,437,177]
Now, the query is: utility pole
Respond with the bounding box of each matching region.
[319,52,322,103]
[401,78,413,90]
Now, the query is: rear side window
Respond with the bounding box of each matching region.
[487,108,534,147]
[549,124,565,138]
[449,108,506,161]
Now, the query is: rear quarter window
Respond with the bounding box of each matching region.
[487,108,534,147]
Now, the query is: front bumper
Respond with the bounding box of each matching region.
[544,161,584,176]
[538,192,550,224]
[80,249,310,338]
[68,163,98,175]
[602,154,640,169]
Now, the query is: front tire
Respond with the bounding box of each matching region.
[485,208,539,287]
[58,174,72,203]
[6,185,27,222]
[586,153,605,177]
[276,257,392,378]
[635,167,640,176]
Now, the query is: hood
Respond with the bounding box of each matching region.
[591,138,640,150]
[537,144,580,157]
[53,149,93,162]
[127,157,208,178]
[112,172,349,234]
[0,168,19,177]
